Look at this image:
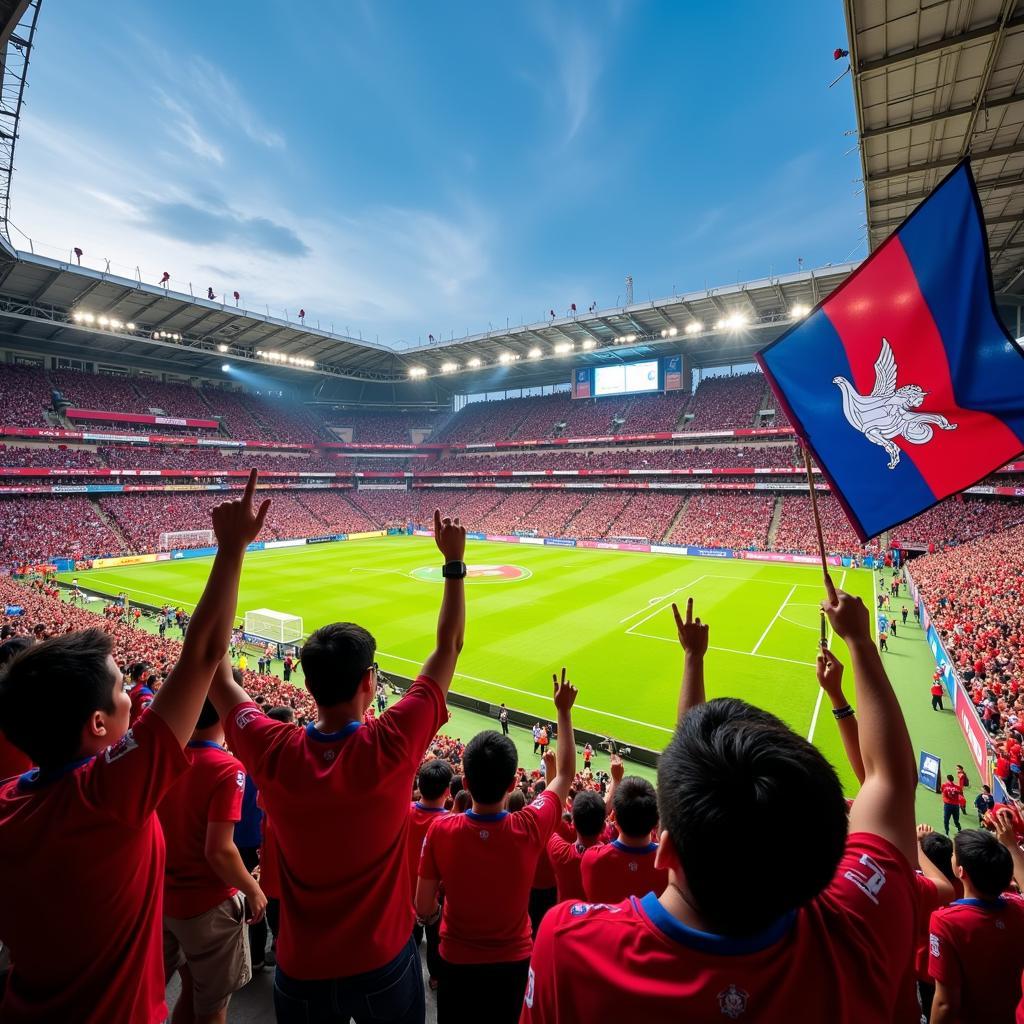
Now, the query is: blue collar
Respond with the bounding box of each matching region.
[18,755,95,790]
[415,802,447,812]
[637,892,796,956]
[466,809,509,822]
[305,720,361,743]
[134,686,154,696]
[187,740,224,750]
[612,839,659,854]
[952,897,1007,909]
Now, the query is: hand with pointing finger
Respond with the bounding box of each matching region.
[211,468,270,552]
[673,597,709,658]
[552,667,578,713]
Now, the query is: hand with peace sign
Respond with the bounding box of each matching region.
[211,468,271,552]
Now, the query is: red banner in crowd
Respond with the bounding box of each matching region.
[66,408,221,429]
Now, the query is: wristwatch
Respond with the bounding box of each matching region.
[442,560,468,579]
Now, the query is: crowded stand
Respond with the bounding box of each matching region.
[889,497,1024,550]
[683,371,769,431]
[0,443,101,469]
[605,492,683,541]
[323,409,451,444]
[0,364,53,427]
[0,495,123,564]
[49,368,143,412]
[559,491,634,539]
[909,525,1024,772]
[4,480,1020,1024]
[518,491,587,536]
[291,490,376,533]
[774,494,878,557]
[666,492,774,549]
[98,446,339,474]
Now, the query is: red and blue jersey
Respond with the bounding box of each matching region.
[407,801,448,902]
[0,710,188,1024]
[522,833,914,1023]
[224,674,448,979]
[580,839,668,904]
[757,161,1024,540]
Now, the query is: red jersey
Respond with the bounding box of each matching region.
[259,805,281,900]
[940,781,962,806]
[929,895,1024,1021]
[893,873,942,1024]
[419,788,562,964]
[522,833,914,1024]
[0,710,187,1023]
[224,674,447,979]
[930,683,944,697]
[580,839,668,904]
[548,835,603,902]
[129,685,155,724]
[157,740,245,918]
[407,801,449,902]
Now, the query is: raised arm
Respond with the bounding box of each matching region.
[150,469,269,745]
[544,668,578,804]
[816,647,865,785]
[822,581,917,864]
[604,753,624,813]
[916,825,955,904]
[673,597,709,722]
[420,510,467,696]
[994,809,1024,890]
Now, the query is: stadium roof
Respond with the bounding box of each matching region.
[0,247,857,391]
[845,0,1024,293]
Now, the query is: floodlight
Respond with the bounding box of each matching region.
[685,322,702,334]
[668,327,678,336]
[441,362,458,372]
[554,342,572,354]
[468,357,482,368]
[528,347,542,358]
[221,363,231,372]
[218,344,228,352]
[582,339,595,350]
[790,304,811,319]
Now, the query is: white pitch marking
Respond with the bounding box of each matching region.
[621,575,708,629]
[375,651,674,734]
[626,631,817,668]
[751,584,798,655]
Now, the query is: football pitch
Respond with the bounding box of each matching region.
[62,536,874,791]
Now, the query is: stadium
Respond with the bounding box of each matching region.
[1,1,1024,1022]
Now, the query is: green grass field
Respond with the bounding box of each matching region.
[62,536,880,792]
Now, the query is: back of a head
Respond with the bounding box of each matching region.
[0,636,33,669]
[266,705,295,724]
[572,789,606,838]
[613,777,659,838]
[462,730,518,804]
[0,628,116,768]
[418,758,454,800]
[955,829,1013,899]
[658,697,847,936]
[452,789,473,813]
[195,699,220,731]
[507,789,527,812]
[301,622,375,708]
[920,832,956,884]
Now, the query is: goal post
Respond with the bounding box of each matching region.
[158,529,214,551]
[243,608,304,650]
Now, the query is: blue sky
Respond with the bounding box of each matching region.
[12,1,863,347]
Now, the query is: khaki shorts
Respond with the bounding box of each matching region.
[164,894,252,1014]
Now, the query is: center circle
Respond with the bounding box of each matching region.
[410,563,532,583]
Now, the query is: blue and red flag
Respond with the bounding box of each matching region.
[756,159,1024,541]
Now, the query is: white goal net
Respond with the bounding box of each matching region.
[158,529,214,551]
[244,608,304,645]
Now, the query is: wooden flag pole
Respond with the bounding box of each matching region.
[801,445,834,592]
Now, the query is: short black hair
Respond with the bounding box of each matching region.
[920,832,956,884]
[571,790,606,838]
[982,785,992,794]
[300,623,376,707]
[0,628,118,768]
[0,636,32,668]
[507,789,526,812]
[418,758,454,799]
[462,731,518,804]
[195,699,220,731]
[955,829,1013,898]
[658,698,848,936]
[266,705,295,724]
[613,777,659,838]
[946,774,954,782]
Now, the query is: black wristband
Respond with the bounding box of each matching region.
[832,705,856,720]
[442,560,467,579]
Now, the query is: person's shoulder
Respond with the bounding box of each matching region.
[543,897,638,937]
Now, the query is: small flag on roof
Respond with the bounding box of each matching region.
[756,159,1024,541]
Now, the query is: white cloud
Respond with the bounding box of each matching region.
[186,57,285,150]
[157,93,224,165]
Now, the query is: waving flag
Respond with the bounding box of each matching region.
[756,159,1024,541]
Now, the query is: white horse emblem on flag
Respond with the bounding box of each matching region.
[832,338,957,469]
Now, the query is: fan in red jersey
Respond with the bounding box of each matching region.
[522,587,918,1024]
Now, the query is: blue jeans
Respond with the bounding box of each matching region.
[274,936,425,1024]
